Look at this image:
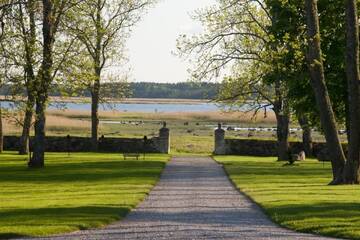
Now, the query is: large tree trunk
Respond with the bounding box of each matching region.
[305,0,346,184]
[19,98,34,155]
[31,97,46,167]
[274,109,290,161]
[90,3,102,151]
[91,74,100,151]
[343,0,360,184]
[0,102,3,153]
[298,115,313,157]
[29,0,54,168]
[273,77,290,161]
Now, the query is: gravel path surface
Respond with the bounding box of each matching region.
[28,156,336,240]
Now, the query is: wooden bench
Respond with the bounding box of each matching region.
[123,153,141,160]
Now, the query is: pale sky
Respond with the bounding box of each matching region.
[127,0,215,83]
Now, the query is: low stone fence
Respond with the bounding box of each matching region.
[214,124,346,160]
[222,139,331,157]
[3,125,170,154]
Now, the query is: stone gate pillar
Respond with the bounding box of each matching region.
[214,123,226,155]
[159,122,170,154]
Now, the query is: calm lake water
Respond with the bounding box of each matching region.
[2,101,222,112]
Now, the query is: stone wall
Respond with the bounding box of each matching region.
[223,139,336,157]
[3,126,171,154]
[214,125,347,160]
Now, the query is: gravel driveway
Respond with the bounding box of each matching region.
[28,156,336,240]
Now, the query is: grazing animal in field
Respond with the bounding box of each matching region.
[298,151,306,161]
[248,132,254,138]
[291,151,306,163]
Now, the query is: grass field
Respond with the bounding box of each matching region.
[215,156,360,239]
[0,152,169,238]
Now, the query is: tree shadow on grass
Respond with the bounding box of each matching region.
[0,206,131,239]
[0,233,26,239]
[0,160,166,183]
[266,202,360,239]
[224,162,331,178]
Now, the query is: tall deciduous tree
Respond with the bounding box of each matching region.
[304,0,346,183]
[245,0,360,184]
[1,0,75,157]
[67,0,152,150]
[30,0,54,167]
[2,0,40,155]
[0,3,9,153]
[178,0,292,160]
[30,0,76,167]
[343,0,360,183]
[18,0,37,155]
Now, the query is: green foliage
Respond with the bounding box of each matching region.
[64,0,154,94]
[180,0,351,130]
[0,152,168,237]
[216,155,360,239]
[261,0,351,130]
[177,0,282,111]
[130,82,220,99]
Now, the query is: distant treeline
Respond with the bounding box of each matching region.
[129,82,219,99]
[0,82,220,100]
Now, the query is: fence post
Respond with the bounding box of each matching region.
[214,123,226,155]
[159,122,170,154]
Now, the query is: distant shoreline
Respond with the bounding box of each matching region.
[0,96,213,105]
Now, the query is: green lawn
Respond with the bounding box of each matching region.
[214,156,360,239]
[0,152,169,238]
